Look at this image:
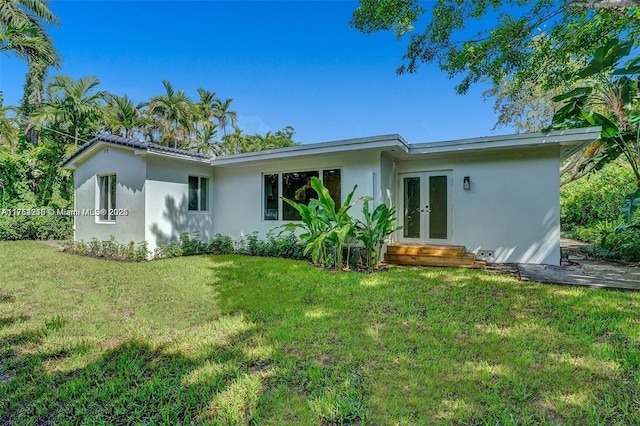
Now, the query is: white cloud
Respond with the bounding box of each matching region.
[238,114,271,135]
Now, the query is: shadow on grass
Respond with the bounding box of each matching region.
[2,253,639,425]
[0,315,29,330]
[0,319,279,424]
[205,256,640,424]
[0,293,14,304]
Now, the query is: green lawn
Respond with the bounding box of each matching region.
[1,241,639,425]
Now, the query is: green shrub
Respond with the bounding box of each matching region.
[207,233,234,254]
[179,232,207,256]
[236,231,307,260]
[581,226,640,262]
[242,232,265,256]
[154,240,183,259]
[561,161,636,232]
[0,212,72,240]
[265,230,307,260]
[61,236,149,261]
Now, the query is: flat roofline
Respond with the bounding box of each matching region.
[410,127,600,151]
[211,127,601,166]
[210,134,410,166]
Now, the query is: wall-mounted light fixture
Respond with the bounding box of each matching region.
[463,176,471,190]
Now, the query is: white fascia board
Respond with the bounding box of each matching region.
[409,127,600,155]
[210,134,409,166]
[63,141,211,170]
[61,141,115,170]
[145,149,211,164]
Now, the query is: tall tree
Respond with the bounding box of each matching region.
[217,125,298,155]
[192,88,220,145]
[551,39,640,214]
[0,0,60,124]
[213,97,237,136]
[104,94,146,139]
[192,121,218,154]
[0,93,18,154]
[351,1,640,119]
[148,80,194,149]
[32,75,106,147]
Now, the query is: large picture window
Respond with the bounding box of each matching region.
[188,176,208,211]
[98,174,117,221]
[263,168,341,221]
[282,171,319,220]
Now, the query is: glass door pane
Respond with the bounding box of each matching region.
[403,176,421,239]
[428,175,447,239]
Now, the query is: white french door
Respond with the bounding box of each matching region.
[399,171,452,243]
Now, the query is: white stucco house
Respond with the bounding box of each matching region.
[61,127,599,265]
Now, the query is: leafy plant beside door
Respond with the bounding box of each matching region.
[356,199,401,268]
[281,176,401,270]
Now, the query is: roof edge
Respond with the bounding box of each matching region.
[210,134,409,166]
[60,133,211,168]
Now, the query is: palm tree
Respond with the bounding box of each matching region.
[195,88,218,122]
[213,97,237,136]
[149,80,194,149]
[0,1,60,122]
[104,94,146,139]
[0,0,58,26]
[192,88,219,142]
[0,93,18,154]
[1,21,60,143]
[32,75,107,147]
[192,121,218,155]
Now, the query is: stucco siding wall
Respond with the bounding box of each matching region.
[73,145,146,244]
[379,153,395,206]
[393,147,561,264]
[211,150,382,240]
[144,156,214,252]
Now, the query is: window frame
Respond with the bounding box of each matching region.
[96,173,117,223]
[188,175,210,212]
[262,167,342,222]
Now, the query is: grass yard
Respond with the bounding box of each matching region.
[1,241,639,425]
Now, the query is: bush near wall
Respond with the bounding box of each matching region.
[63,231,308,262]
[0,213,72,240]
[61,237,149,262]
[560,161,636,232]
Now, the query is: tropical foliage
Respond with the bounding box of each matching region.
[561,161,636,233]
[0,0,298,242]
[351,1,640,132]
[281,177,400,270]
[0,0,60,122]
[551,38,640,222]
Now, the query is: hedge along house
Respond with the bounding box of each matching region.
[61,127,599,266]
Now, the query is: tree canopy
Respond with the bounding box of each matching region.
[351,1,640,102]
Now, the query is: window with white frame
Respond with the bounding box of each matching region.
[188,176,208,211]
[98,174,117,221]
[263,168,341,221]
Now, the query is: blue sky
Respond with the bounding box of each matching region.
[1,1,512,144]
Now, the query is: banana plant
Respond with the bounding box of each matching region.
[281,177,363,270]
[550,37,640,224]
[355,199,402,268]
